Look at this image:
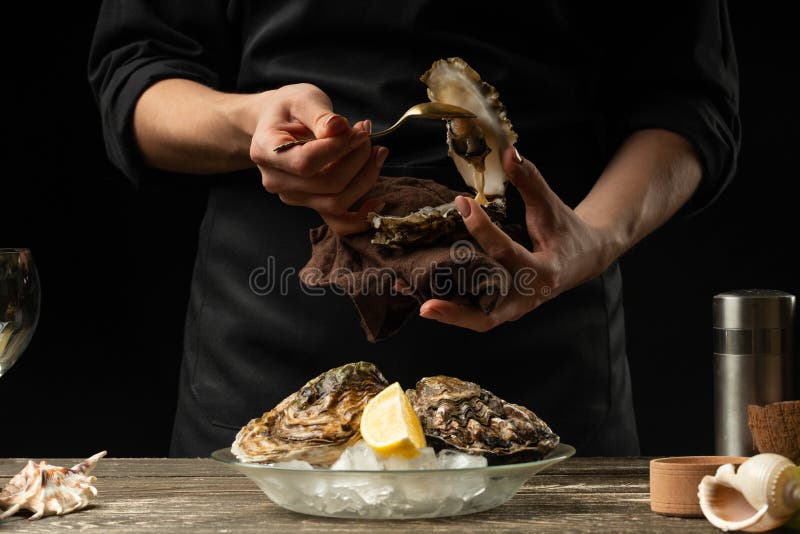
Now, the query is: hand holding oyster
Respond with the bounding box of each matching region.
[301,58,530,341]
[232,362,558,468]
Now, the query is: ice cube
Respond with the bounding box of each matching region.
[322,484,366,514]
[384,447,439,470]
[352,479,394,506]
[436,449,488,469]
[331,440,384,471]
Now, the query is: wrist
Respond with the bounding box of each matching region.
[216,90,273,165]
[575,209,629,273]
[221,90,272,137]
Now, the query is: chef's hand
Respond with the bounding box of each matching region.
[249,83,388,235]
[419,147,614,332]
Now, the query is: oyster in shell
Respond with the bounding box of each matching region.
[407,376,558,462]
[421,57,518,204]
[0,451,106,520]
[232,362,388,466]
[370,197,506,250]
[365,58,517,251]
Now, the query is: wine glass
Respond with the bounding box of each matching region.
[0,248,40,378]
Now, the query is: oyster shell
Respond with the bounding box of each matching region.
[407,376,558,461]
[369,197,506,250]
[0,451,106,520]
[231,362,389,466]
[421,57,517,204]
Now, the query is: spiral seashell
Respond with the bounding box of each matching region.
[0,451,106,520]
[698,453,800,532]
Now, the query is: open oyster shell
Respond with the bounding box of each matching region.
[407,376,559,462]
[366,58,517,250]
[369,197,506,250]
[231,362,388,466]
[421,57,518,202]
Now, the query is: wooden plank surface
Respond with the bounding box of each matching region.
[0,457,724,533]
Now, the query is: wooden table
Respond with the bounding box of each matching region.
[0,457,728,532]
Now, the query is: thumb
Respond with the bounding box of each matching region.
[291,96,350,140]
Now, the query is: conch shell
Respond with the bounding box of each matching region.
[420,57,517,204]
[0,451,106,520]
[698,453,800,532]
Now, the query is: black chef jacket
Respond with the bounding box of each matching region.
[89,1,740,456]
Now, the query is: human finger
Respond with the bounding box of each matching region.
[280,146,388,215]
[454,195,529,271]
[421,293,537,331]
[419,299,501,332]
[322,198,385,236]
[261,135,372,195]
[253,120,369,178]
[286,84,352,140]
[502,147,552,206]
[312,129,376,193]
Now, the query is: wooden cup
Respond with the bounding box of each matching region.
[650,456,747,517]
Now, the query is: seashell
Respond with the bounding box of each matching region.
[407,376,559,462]
[369,197,507,250]
[698,453,800,532]
[232,362,388,466]
[0,451,106,520]
[420,57,517,205]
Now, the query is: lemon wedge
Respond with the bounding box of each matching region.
[360,382,427,458]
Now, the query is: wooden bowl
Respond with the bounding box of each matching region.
[748,400,800,463]
[650,456,747,517]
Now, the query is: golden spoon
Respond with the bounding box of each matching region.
[272,102,476,152]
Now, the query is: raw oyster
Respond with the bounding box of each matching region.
[407,376,558,462]
[369,197,506,250]
[421,57,517,204]
[446,117,491,172]
[231,362,389,466]
[0,451,106,520]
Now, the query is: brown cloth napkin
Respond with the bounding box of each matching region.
[300,177,524,343]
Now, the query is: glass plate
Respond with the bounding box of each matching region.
[211,443,575,519]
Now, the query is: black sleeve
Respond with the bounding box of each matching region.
[600,0,740,214]
[88,1,238,186]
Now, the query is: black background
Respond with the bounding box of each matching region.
[2,3,798,458]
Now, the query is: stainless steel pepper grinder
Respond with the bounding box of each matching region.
[713,289,795,456]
